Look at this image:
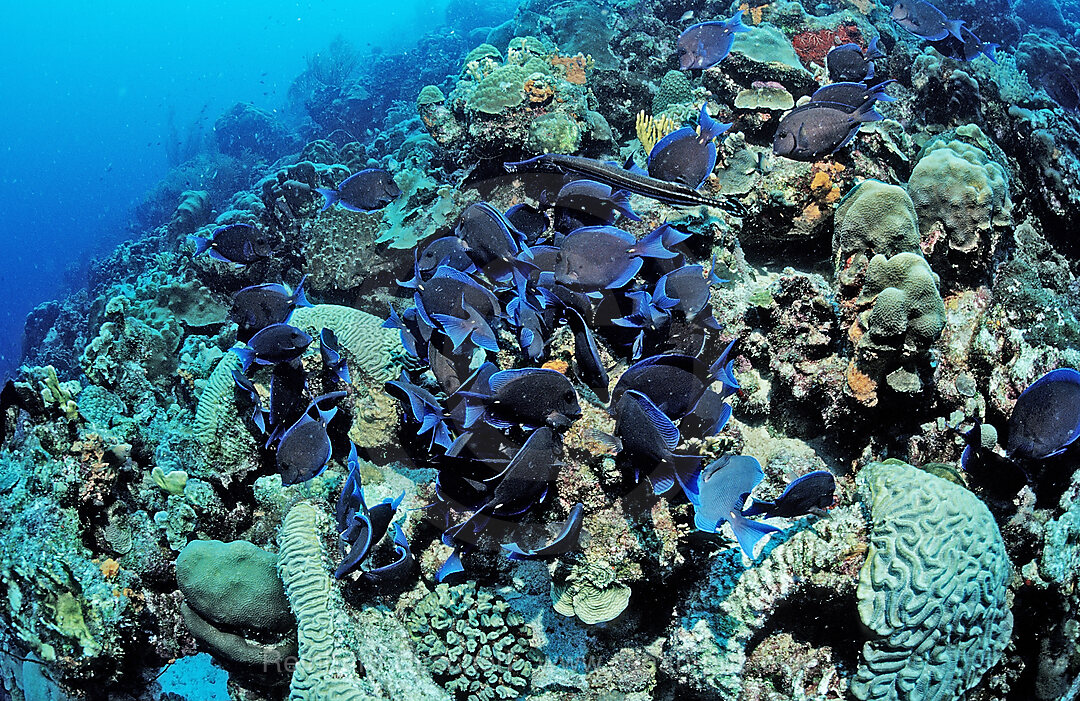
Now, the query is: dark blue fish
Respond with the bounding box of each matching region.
[810,80,896,112]
[464,368,581,430]
[677,11,752,70]
[386,375,453,451]
[565,307,609,402]
[317,168,401,212]
[335,442,410,580]
[652,264,714,318]
[928,25,997,63]
[743,470,836,518]
[266,361,308,446]
[231,369,267,433]
[555,224,677,290]
[1006,368,1080,459]
[694,454,783,558]
[614,389,701,500]
[276,392,345,486]
[319,328,350,384]
[679,389,732,438]
[555,179,640,228]
[454,202,527,272]
[231,323,313,371]
[383,305,432,359]
[611,340,737,419]
[414,266,501,326]
[507,296,547,360]
[432,301,500,353]
[504,203,550,241]
[483,426,558,516]
[502,502,585,560]
[648,104,732,189]
[890,0,964,41]
[826,37,885,83]
[190,223,272,265]
[773,100,882,160]
[231,276,311,336]
[416,236,474,278]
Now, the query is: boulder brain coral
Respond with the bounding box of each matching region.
[833,180,921,287]
[853,461,1013,700]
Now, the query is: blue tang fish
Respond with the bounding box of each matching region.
[275,392,345,486]
[826,37,885,83]
[554,224,677,290]
[890,0,964,42]
[648,104,731,189]
[504,202,550,241]
[502,502,585,560]
[773,100,882,161]
[319,328,350,384]
[810,80,896,112]
[928,25,997,63]
[231,369,267,433]
[694,454,783,558]
[232,323,312,371]
[231,276,311,336]
[463,368,581,430]
[335,443,410,580]
[614,389,701,500]
[677,11,752,70]
[317,168,401,212]
[1006,368,1080,459]
[742,470,837,518]
[190,223,272,265]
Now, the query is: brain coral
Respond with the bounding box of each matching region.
[192,348,260,482]
[833,180,921,287]
[852,461,1012,700]
[288,304,403,383]
[907,136,1012,285]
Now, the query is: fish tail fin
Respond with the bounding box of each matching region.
[729,512,782,558]
[729,9,752,32]
[433,313,475,352]
[869,79,897,102]
[708,253,730,285]
[336,364,351,385]
[854,100,883,124]
[622,157,649,177]
[633,225,678,260]
[983,43,998,63]
[292,275,312,308]
[435,549,464,582]
[697,103,733,142]
[946,19,965,41]
[660,223,694,249]
[316,188,339,212]
[863,62,876,82]
[741,498,775,518]
[230,346,255,372]
[189,235,212,256]
[610,188,641,221]
[867,35,886,60]
[670,453,703,505]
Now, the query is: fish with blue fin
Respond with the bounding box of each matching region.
[554,224,678,291]
[266,361,308,446]
[826,38,885,83]
[454,202,528,274]
[416,236,475,279]
[319,328,350,384]
[463,367,581,430]
[231,323,312,371]
[317,168,400,212]
[890,0,964,41]
[386,375,454,451]
[231,276,312,336]
[275,391,346,486]
[1006,368,1080,459]
[810,80,896,112]
[231,369,267,433]
[505,202,550,242]
[928,25,997,63]
[773,100,883,160]
[335,442,410,579]
[611,339,737,419]
[694,454,782,558]
[648,104,731,189]
[432,300,501,353]
[742,470,836,518]
[190,223,272,265]
[565,307,609,402]
[614,389,701,501]
[679,390,733,439]
[555,179,640,230]
[414,266,501,327]
[502,502,585,560]
[677,11,752,70]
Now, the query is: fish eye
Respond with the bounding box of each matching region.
[563,390,574,402]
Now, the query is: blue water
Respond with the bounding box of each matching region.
[0,0,479,380]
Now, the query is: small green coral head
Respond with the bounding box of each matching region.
[37,364,80,421]
[417,84,446,106]
[151,466,188,495]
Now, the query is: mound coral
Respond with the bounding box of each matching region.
[832,180,921,288]
[852,461,1012,700]
[856,252,945,361]
[405,581,542,701]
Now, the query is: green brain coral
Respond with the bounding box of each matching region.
[405,582,541,701]
[853,461,1012,700]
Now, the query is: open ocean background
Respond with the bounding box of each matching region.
[0,0,502,380]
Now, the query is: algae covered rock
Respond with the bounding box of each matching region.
[853,461,1012,700]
